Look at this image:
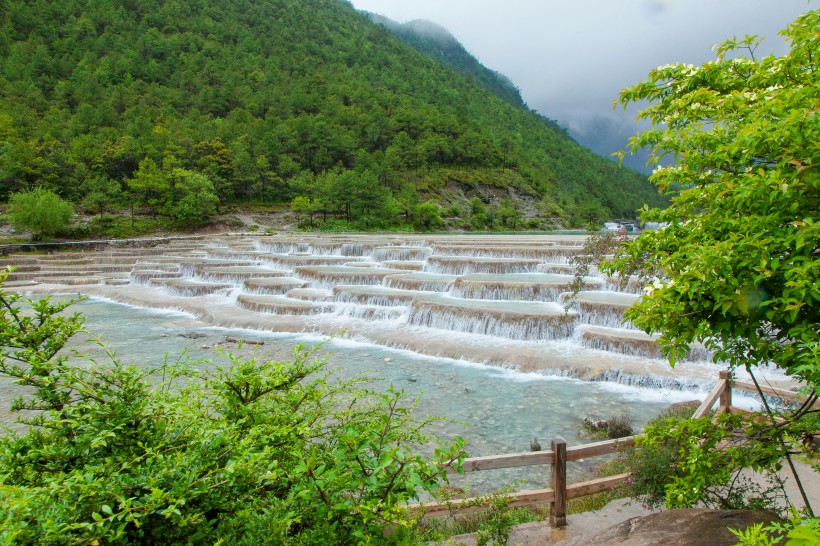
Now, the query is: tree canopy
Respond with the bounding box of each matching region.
[609,9,818,384]
[605,8,819,523]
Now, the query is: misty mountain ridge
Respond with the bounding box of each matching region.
[364,12,527,110]
[365,11,653,174]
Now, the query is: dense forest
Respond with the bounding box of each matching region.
[0,0,664,231]
[364,14,527,110]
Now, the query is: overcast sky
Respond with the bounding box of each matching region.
[349,0,812,166]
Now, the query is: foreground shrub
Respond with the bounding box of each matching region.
[621,411,786,512]
[0,273,466,544]
[417,485,540,546]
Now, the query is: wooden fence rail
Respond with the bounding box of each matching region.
[416,435,637,524]
[415,370,808,528]
[693,370,809,418]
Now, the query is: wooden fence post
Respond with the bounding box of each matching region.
[550,438,567,527]
[719,370,732,413]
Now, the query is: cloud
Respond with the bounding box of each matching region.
[644,0,671,16]
[350,0,809,158]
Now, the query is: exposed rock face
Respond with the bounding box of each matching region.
[555,509,781,546]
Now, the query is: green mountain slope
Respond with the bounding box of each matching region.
[364,14,527,109]
[0,0,663,228]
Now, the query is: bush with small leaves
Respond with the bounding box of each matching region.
[0,272,466,544]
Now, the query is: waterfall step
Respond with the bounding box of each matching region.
[408,294,577,341]
[451,273,603,301]
[431,243,557,258]
[236,294,327,315]
[425,255,542,274]
[537,263,577,274]
[343,262,382,268]
[204,249,269,260]
[294,266,408,287]
[243,277,308,294]
[34,276,105,285]
[38,264,135,273]
[199,266,290,281]
[268,254,367,266]
[285,288,334,301]
[130,270,183,284]
[382,260,425,271]
[152,278,234,296]
[577,325,662,359]
[383,272,456,292]
[332,303,406,321]
[564,291,641,329]
[371,246,432,261]
[333,285,424,306]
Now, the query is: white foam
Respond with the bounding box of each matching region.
[83,296,197,319]
[596,381,711,404]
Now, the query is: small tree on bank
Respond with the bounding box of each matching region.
[8,187,73,240]
[606,8,819,526]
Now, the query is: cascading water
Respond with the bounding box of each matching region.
[2,233,790,440]
[407,295,577,341]
[424,255,543,275]
[450,273,603,301]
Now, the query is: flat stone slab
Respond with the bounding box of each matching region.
[383,272,456,292]
[200,266,290,280]
[554,508,781,546]
[243,277,308,294]
[285,288,333,301]
[153,278,233,296]
[572,291,641,308]
[426,255,542,274]
[333,285,422,305]
[236,294,324,315]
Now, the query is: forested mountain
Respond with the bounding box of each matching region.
[0,0,664,229]
[364,14,527,109]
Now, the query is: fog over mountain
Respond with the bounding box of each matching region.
[351,0,810,172]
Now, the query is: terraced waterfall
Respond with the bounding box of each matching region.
[4,234,729,383]
[1,233,790,488]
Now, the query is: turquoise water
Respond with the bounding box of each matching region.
[59,298,699,492]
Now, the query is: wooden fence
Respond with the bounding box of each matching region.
[415,370,807,527]
[693,370,808,418]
